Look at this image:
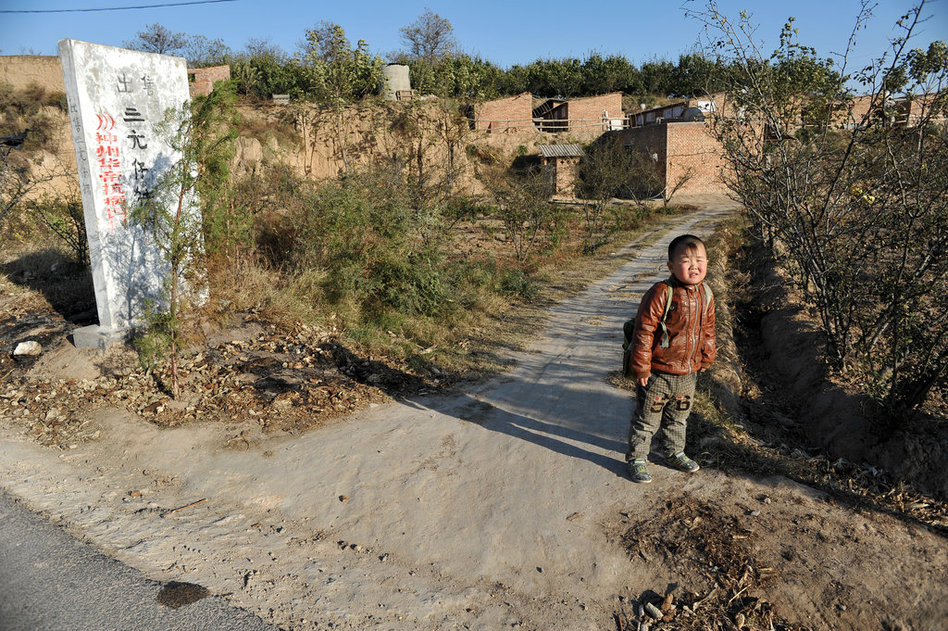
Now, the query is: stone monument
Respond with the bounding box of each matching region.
[59,39,197,348]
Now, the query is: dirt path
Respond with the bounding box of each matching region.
[1,202,946,631]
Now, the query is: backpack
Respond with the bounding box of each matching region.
[622,281,713,378]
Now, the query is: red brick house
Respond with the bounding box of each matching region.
[187,65,231,97]
[618,121,729,199]
[538,144,584,194]
[533,92,625,132]
[472,92,534,132]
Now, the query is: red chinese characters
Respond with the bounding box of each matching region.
[94,114,126,231]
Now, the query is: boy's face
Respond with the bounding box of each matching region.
[667,243,708,286]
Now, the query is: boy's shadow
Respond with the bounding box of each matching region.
[405,385,633,479]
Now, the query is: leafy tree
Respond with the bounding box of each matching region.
[582,54,641,95]
[689,0,948,415]
[671,53,728,97]
[639,58,677,96]
[404,53,503,98]
[123,23,187,56]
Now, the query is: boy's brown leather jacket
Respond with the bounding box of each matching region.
[629,277,716,381]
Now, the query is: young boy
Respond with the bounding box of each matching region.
[626,234,716,483]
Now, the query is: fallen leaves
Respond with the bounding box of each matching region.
[1,315,437,448]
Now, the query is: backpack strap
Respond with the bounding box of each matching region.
[658,282,673,349]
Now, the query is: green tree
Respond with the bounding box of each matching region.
[582,54,641,95]
[639,58,677,96]
[671,53,728,97]
[130,81,239,398]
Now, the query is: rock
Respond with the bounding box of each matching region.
[13,341,42,357]
[644,602,663,619]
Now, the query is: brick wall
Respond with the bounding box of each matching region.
[188,65,230,97]
[542,156,581,194]
[565,92,623,131]
[620,123,668,184]
[473,92,534,132]
[620,122,729,199]
[666,122,729,197]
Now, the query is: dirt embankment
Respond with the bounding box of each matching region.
[731,245,948,502]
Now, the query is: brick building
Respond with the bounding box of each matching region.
[533,92,624,132]
[538,144,584,194]
[472,92,534,132]
[619,121,729,199]
[187,65,230,97]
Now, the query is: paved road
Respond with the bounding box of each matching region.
[0,490,280,631]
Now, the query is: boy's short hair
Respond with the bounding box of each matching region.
[668,234,706,260]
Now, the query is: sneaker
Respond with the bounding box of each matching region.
[664,452,700,473]
[628,459,653,484]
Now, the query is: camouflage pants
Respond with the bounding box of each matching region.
[626,371,697,462]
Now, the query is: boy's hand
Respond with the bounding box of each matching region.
[638,376,649,387]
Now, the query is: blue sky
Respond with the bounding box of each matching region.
[1,0,945,72]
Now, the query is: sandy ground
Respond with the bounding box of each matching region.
[1,202,946,631]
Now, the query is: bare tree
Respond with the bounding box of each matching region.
[182,34,231,67]
[399,8,458,63]
[689,0,948,414]
[124,23,187,56]
[1,145,73,242]
[488,165,560,262]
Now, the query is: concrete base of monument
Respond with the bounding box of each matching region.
[71,324,130,349]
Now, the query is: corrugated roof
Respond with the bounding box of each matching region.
[538,144,585,158]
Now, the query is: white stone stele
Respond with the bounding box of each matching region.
[59,39,198,349]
